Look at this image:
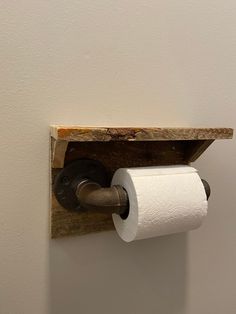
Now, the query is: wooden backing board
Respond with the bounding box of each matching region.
[50,126,233,238]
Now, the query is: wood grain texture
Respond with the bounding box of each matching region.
[65,141,188,176]
[51,141,189,238]
[50,126,233,238]
[185,140,215,162]
[50,140,217,238]
[51,184,114,238]
[51,139,68,168]
[51,126,233,141]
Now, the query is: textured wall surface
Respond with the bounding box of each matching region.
[0,1,235,313]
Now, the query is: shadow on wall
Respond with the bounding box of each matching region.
[49,231,187,314]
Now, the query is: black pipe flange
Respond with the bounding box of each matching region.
[53,159,108,211]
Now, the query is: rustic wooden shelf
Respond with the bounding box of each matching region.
[50,126,233,238]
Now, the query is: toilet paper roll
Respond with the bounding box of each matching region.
[111,165,207,242]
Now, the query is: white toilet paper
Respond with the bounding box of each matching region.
[111,165,207,242]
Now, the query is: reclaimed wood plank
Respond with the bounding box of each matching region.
[51,139,68,168]
[50,126,233,238]
[51,126,233,142]
[184,140,215,162]
[51,141,189,238]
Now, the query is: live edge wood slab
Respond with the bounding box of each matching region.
[50,126,233,238]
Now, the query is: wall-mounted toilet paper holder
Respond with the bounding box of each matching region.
[53,159,211,219]
[50,126,233,238]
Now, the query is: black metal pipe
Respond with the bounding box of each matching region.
[76,178,210,217]
[201,179,211,200]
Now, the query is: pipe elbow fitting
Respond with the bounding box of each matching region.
[76,180,129,215]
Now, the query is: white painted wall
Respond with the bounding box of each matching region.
[0,1,235,313]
